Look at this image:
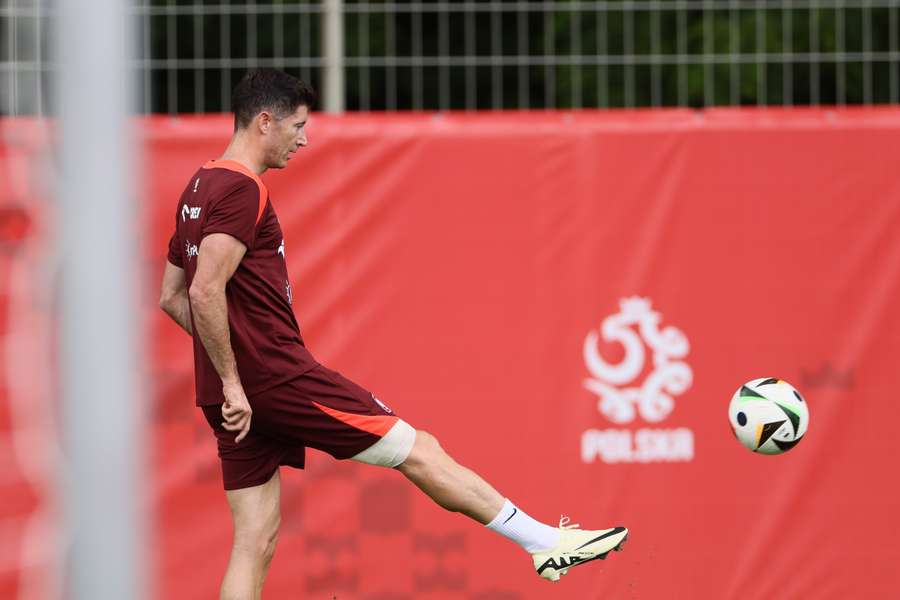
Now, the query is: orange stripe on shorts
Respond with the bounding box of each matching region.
[312,401,399,438]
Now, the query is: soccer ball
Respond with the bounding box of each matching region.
[728,378,809,454]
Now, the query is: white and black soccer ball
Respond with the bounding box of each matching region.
[728,378,809,454]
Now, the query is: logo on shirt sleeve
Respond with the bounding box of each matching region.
[185,240,198,261]
[181,204,202,222]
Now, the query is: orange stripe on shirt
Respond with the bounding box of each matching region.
[312,401,399,438]
[202,159,267,224]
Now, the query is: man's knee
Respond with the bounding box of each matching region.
[399,430,447,470]
[416,430,442,451]
[233,513,280,561]
[226,472,282,563]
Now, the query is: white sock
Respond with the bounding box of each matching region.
[485,499,560,553]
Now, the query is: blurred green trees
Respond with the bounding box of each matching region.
[146,1,899,112]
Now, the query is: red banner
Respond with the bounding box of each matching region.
[4,108,900,598]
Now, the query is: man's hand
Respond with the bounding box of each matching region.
[221,381,252,443]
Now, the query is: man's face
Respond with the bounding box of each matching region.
[264,104,309,169]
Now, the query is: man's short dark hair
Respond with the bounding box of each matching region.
[231,69,317,130]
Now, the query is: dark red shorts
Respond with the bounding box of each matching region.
[201,363,399,490]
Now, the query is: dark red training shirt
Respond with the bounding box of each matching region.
[167,159,317,406]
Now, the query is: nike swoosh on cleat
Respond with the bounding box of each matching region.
[575,527,627,551]
[502,508,518,525]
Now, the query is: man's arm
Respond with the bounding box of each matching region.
[159,262,193,336]
[189,233,252,443]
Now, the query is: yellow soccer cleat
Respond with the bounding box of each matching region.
[531,517,628,582]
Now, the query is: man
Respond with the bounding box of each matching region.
[159,69,627,599]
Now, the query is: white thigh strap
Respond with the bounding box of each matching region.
[351,419,416,468]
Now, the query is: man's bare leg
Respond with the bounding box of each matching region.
[221,470,281,600]
[392,428,628,583]
[395,429,504,523]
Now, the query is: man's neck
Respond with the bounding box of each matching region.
[219,134,267,175]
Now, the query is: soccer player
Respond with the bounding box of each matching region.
[159,69,627,599]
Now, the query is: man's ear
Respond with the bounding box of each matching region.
[257,111,273,134]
